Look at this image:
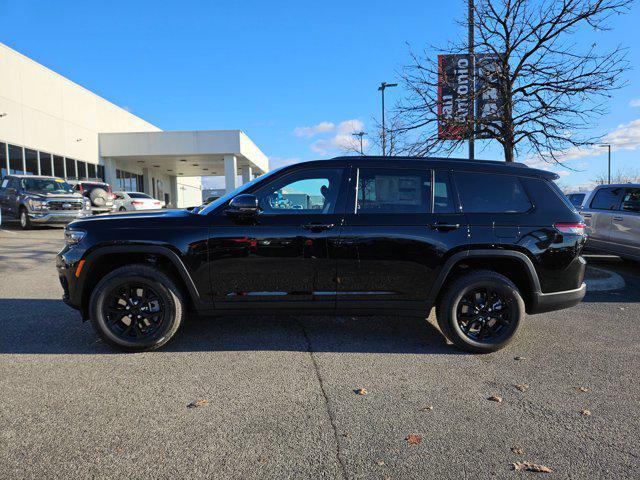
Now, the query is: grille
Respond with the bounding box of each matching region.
[48,201,83,211]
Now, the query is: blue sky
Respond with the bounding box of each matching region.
[1,0,639,189]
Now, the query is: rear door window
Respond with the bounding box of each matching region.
[621,188,640,214]
[589,187,623,211]
[356,168,431,214]
[454,172,532,213]
[433,170,455,214]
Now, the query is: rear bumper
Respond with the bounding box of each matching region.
[528,283,586,314]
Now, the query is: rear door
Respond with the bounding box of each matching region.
[453,171,533,246]
[609,187,640,259]
[583,187,624,245]
[334,164,468,312]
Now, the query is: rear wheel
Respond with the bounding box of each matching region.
[19,207,32,230]
[436,270,524,353]
[89,264,185,351]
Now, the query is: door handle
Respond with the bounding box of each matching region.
[613,216,623,221]
[303,223,334,232]
[581,213,592,218]
[429,222,460,232]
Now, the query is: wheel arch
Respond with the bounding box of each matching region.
[428,250,542,313]
[78,245,203,319]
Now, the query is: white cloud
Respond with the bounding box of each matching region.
[630,99,640,108]
[302,119,368,155]
[526,118,640,168]
[556,170,571,177]
[268,157,302,169]
[293,121,335,138]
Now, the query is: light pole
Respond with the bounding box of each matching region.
[599,144,611,184]
[352,131,367,155]
[468,0,475,160]
[378,82,397,156]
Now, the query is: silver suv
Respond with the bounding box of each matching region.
[580,184,640,261]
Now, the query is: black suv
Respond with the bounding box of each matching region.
[57,157,587,353]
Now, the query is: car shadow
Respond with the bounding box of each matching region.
[583,255,640,304]
[0,299,463,356]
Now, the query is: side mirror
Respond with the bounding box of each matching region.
[226,194,260,217]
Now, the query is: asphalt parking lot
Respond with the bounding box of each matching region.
[0,225,638,479]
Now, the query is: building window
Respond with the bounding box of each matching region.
[9,145,24,175]
[65,158,77,179]
[77,160,88,179]
[0,142,6,178]
[40,152,53,176]
[25,149,39,175]
[97,165,105,182]
[87,163,96,178]
[53,155,64,178]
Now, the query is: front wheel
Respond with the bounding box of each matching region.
[19,208,32,230]
[436,270,524,353]
[89,264,185,351]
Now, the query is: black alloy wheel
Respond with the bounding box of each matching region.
[436,270,524,353]
[456,288,512,342]
[103,283,165,340]
[89,264,185,351]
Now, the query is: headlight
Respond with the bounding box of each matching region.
[84,199,92,210]
[64,229,86,245]
[27,199,47,211]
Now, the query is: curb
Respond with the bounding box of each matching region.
[584,266,625,292]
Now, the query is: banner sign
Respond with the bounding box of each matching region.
[437,53,505,140]
[475,53,504,139]
[437,54,471,140]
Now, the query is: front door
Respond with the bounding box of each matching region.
[334,165,468,313]
[209,166,348,311]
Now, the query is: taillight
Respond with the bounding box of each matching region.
[554,222,586,235]
[131,201,144,205]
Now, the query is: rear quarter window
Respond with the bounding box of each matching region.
[454,171,532,213]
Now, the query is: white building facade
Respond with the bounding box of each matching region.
[0,43,268,207]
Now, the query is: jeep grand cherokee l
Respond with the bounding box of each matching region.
[57,157,587,353]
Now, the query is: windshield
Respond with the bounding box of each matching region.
[21,178,74,194]
[198,167,285,215]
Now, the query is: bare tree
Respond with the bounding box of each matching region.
[593,167,640,184]
[394,0,632,163]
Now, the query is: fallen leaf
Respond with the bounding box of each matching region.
[487,395,503,403]
[419,405,434,411]
[512,461,553,473]
[515,384,529,392]
[341,432,351,438]
[376,459,385,466]
[581,409,592,417]
[511,447,525,455]
[354,388,368,396]
[258,457,268,464]
[514,356,527,361]
[576,387,589,393]
[406,434,422,445]
[187,399,209,409]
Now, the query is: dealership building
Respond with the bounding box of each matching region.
[0,43,269,207]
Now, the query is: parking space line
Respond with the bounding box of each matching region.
[0,229,17,234]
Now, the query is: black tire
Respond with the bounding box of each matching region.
[119,206,127,211]
[89,264,185,352]
[436,270,524,353]
[19,207,32,230]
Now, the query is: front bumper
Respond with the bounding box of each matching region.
[528,282,587,314]
[29,211,88,224]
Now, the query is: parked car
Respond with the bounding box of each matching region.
[580,183,640,261]
[566,192,588,209]
[113,191,164,211]
[0,175,89,229]
[68,180,116,215]
[57,156,587,353]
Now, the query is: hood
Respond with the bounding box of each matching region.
[24,191,83,200]
[68,208,196,229]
